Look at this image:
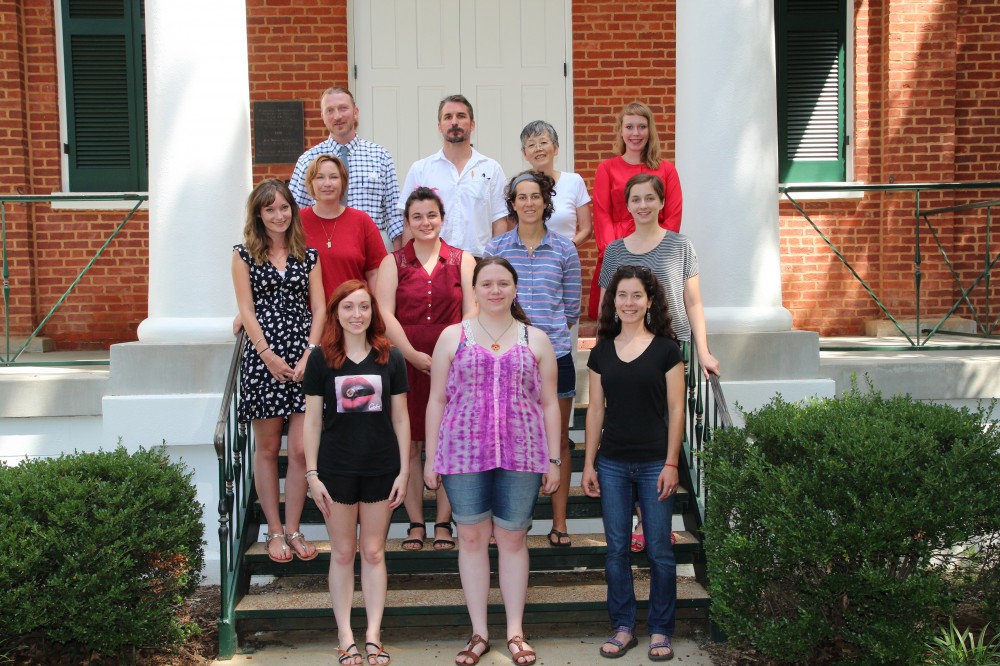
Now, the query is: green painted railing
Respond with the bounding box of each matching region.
[780,182,1000,347]
[0,193,147,365]
[213,331,254,660]
[682,341,732,527]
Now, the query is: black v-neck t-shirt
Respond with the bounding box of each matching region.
[587,336,682,462]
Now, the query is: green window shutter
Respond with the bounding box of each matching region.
[776,0,846,183]
[62,0,147,191]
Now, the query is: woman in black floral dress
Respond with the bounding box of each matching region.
[232,179,326,562]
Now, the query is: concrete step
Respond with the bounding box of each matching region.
[819,335,1000,402]
[234,572,710,632]
[0,363,108,418]
[245,530,704,576]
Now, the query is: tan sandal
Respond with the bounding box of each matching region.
[286,531,318,561]
[455,634,490,665]
[506,635,536,665]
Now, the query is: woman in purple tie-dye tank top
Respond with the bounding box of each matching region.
[424,256,562,666]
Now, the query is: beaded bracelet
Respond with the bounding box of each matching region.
[305,470,319,479]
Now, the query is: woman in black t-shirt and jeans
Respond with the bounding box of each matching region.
[582,265,685,662]
[303,279,410,666]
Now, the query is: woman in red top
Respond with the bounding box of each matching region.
[589,102,683,319]
[375,187,476,552]
[300,154,387,298]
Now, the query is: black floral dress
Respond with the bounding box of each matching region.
[235,244,319,422]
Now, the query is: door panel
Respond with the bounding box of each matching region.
[352,0,569,181]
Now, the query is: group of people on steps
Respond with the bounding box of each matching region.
[232,89,719,665]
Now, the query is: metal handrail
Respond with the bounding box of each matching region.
[213,331,252,660]
[682,341,733,527]
[780,181,1000,347]
[1,193,147,365]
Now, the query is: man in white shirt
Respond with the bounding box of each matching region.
[289,86,404,250]
[398,94,508,257]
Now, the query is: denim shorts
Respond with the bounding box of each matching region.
[556,352,576,399]
[441,468,542,531]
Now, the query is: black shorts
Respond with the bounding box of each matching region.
[319,471,397,505]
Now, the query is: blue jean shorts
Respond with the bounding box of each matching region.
[556,352,576,399]
[441,468,542,531]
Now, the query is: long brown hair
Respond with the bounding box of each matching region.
[243,179,307,265]
[613,101,662,170]
[320,280,392,369]
[473,256,531,325]
[597,265,677,343]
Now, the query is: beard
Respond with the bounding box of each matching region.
[445,127,467,143]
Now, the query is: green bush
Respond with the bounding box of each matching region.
[0,446,204,656]
[704,384,1000,665]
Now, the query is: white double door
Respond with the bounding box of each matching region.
[351,0,571,183]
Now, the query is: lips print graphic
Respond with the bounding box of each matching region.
[338,375,382,412]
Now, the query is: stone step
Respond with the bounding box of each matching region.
[0,363,108,418]
[261,484,691,525]
[245,530,703,576]
[234,572,710,632]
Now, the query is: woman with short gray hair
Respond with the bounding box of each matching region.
[519,120,592,248]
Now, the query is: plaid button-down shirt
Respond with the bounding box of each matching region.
[289,135,405,241]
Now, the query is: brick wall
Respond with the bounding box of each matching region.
[571,1,677,313]
[778,0,998,336]
[0,2,35,339]
[246,0,348,184]
[3,0,999,347]
[1,1,150,350]
[954,0,1000,329]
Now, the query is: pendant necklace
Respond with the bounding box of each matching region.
[478,316,515,352]
[319,212,341,248]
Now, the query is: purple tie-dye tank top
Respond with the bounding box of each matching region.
[434,320,548,475]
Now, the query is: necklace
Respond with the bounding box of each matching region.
[478,316,515,352]
[319,217,339,248]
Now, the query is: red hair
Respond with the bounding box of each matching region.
[320,280,392,369]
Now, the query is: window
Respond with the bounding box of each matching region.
[61,0,147,192]
[776,0,847,183]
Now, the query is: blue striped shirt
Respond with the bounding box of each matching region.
[484,227,581,358]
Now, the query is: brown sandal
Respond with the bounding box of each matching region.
[455,634,490,665]
[506,635,536,665]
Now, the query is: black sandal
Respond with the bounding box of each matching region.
[402,522,425,551]
[433,521,456,550]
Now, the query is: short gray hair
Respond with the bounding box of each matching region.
[520,120,559,149]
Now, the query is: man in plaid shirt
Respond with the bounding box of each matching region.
[289,87,405,250]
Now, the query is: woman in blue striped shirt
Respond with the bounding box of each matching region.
[484,170,581,548]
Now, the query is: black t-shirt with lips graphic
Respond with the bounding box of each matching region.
[304,346,408,477]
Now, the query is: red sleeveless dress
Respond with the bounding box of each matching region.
[393,239,465,440]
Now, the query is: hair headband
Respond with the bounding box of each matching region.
[509,172,539,191]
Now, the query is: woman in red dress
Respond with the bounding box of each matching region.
[590,101,683,320]
[374,187,476,551]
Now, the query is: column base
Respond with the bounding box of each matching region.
[137,317,236,344]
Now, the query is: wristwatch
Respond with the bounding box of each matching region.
[549,457,562,466]
[306,343,318,350]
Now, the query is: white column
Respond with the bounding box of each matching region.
[137,1,252,343]
[675,0,792,333]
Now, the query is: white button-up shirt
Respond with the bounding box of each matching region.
[398,149,507,257]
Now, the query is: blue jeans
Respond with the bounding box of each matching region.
[597,455,677,636]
